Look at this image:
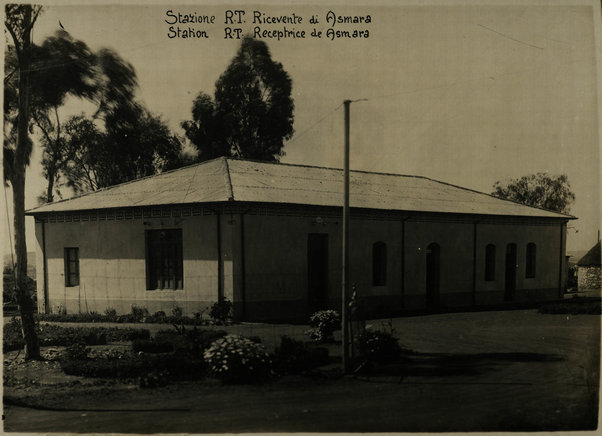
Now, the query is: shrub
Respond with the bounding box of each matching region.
[192,329,228,351]
[130,305,149,322]
[38,325,107,346]
[132,338,174,354]
[35,311,215,325]
[105,327,151,342]
[104,308,117,321]
[156,327,228,356]
[37,325,149,346]
[155,330,193,352]
[306,310,340,342]
[209,296,232,324]
[204,335,272,383]
[153,310,167,321]
[91,348,133,360]
[3,267,36,305]
[61,357,143,378]
[37,312,107,323]
[171,306,183,317]
[3,317,25,352]
[272,336,329,375]
[60,352,204,380]
[139,370,171,388]
[64,342,90,360]
[3,321,152,351]
[358,328,402,364]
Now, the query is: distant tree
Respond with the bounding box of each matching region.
[182,36,294,162]
[3,265,36,306]
[492,173,576,214]
[4,3,43,360]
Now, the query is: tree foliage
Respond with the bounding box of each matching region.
[61,107,183,194]
[492,173,576,214]
[182,37,294,162]
[5,26,183,201]
[4,29,144,202]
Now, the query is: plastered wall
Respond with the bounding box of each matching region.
[36,215,224,315]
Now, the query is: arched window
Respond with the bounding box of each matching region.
[372,242,387,286]
[526,243,536,278]
[485,244,496,281]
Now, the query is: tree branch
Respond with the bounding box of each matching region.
[5,23,22,58]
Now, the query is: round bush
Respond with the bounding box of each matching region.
[358,329,402,364]
[306,310,341,342]
[203,335,272,383]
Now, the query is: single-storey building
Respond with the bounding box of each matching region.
[27,157,573,321]
[577,241,601,294]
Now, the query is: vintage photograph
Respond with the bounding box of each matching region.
[2,0,601,433]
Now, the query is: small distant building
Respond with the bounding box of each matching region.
[577,241,601,293]
[26,157,574,321]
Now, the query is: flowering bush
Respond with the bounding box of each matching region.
[203,335,272,383]
[358,328,402,364]
[306,310,340,342]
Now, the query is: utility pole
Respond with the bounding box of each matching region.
[342,99,351,374]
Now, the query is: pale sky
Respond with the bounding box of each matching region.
[2,1,601,262]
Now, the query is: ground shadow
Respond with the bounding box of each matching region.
[356,351,564,378]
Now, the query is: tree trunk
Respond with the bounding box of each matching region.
[46,164,55,203]
[12,5,41,360]
[13,171,40,359]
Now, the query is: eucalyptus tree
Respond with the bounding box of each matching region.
[182,36,294,162]
[4,3,43,360]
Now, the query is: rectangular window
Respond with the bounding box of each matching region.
[146,229,183,290]
[64,247,80,287]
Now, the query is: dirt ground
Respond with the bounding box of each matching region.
[3,309,600,433]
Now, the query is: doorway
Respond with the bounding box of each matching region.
[505,243,517,301]
[426,242,440,308]
[308,234,329,313]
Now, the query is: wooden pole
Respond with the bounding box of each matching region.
[342,100,351,373]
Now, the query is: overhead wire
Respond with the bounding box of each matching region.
[286,101,344,146]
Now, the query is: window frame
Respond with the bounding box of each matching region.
[64,247,80,287]
[372,241,387,286]
[145,229,184,291]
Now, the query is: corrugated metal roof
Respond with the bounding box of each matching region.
[26,157,573,219]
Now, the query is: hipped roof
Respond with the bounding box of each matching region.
[26,157,573,220]
[577,241,601,267]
